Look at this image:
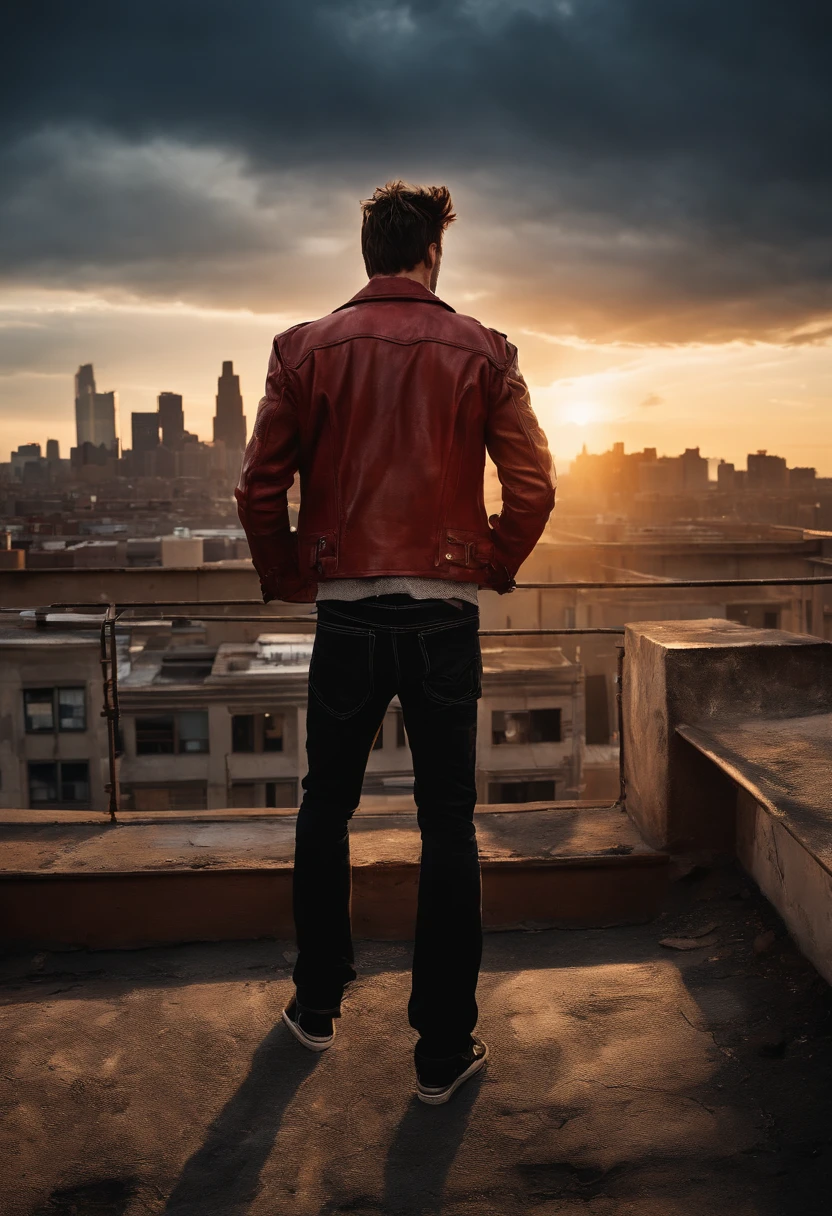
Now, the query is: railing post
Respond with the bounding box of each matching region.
[99,603,121,823]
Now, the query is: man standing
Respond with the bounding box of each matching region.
[236,181,555,1103]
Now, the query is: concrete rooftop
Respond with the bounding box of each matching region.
[2,863,831,1215]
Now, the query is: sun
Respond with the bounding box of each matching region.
[562,400,598,427]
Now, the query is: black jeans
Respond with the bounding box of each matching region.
[293,595,482,1058]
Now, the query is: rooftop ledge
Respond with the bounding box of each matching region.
[623,619,832,987]
[0,803,668,949]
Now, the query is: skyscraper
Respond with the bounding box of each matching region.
[74,364,96,448]
[158,392,185,449]
[131,413,160,454]
[93,390,118,451]
[74,364,118,451]
[212,361,246,451]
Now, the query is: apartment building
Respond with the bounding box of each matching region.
[0,621,116,811]
[117,632,584,811]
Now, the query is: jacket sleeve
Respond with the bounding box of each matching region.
[484,340,557,591]
[235,339,316,603]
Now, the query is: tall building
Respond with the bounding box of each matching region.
[717,460,736,492]
[131,413,160,454]
[93,390,118,451]
[158,392,185,449]
[74,364,96,448]
[74,364,118,451]
[45,439,60,464]
[680,447,709,493]
[212,361,246,451]
[747,450,788,492]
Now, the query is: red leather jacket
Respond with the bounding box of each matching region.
[236,276,556,602]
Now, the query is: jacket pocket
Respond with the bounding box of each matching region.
[300,530,338,576]
[441,529,495,570]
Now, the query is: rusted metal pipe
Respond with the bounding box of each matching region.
[42,571,832,613]
[99,603,121,823]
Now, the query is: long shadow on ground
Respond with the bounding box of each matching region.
[163,1020,319,1215]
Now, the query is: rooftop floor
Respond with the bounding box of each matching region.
[3,863,831,1215]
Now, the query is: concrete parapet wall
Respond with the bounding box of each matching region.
[736,788,832,986]
[623,619,832,851]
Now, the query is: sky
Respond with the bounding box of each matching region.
[2,1,832,471]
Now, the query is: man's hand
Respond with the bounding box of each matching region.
[483,556,516,595]
[262,573,318,604]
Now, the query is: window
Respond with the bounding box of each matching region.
[231,712,285,753]
[585,675,611,745]
[488,778,556,804]
[231,783,257,809]
[230,781,297,808]
[23,690,54,733]
[263,713,283,752]
[129,783,208,811]
[135,712,209,755]
[232,715,255,753]
[395,711,407,748]
[763,611,779,630]
[29,761,90,807]
[178,712,209,754]
[58,688,86,731]
[372,723,384,751]
[266,780,297,808]
[492,709,561,745]
[23,687,86,734]
[135,716,176,755]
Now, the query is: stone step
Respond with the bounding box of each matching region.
[0,804,669,949]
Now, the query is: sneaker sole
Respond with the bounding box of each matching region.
[416,1043,489,1105]
[281,1007,336,1053]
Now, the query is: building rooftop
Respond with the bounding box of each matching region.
[0,623,101,647]
[480,646,574,674]
[2,865,830,1215]
[211,634,315,678]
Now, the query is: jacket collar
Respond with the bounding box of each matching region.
[333,275,456,314]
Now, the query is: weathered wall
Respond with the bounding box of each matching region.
[623,619,832,851]
[736,788,832,986]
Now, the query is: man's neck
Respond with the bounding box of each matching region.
[373,268,434,292]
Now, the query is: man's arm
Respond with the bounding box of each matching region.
[235,339,316,603]
[484,339,557,592]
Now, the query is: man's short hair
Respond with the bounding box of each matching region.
[360,180,456,278]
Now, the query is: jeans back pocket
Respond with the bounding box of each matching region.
[419,620,482,706]
[309,624,375,718]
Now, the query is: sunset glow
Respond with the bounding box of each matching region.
[2,2,831,471]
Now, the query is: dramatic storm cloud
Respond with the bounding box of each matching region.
[4,0,832,341]
[2,1,832,468]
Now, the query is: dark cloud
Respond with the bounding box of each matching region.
[2,1,832,340]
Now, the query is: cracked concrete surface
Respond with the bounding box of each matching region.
[1,864,831,1215]
[0,807,657,873]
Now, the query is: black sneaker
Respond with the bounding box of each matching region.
[415,1037,488,1105]
[282,998,336,1052]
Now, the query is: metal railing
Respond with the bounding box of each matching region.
[9,569,832,822]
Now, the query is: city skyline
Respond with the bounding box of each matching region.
[4,366,825,484]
